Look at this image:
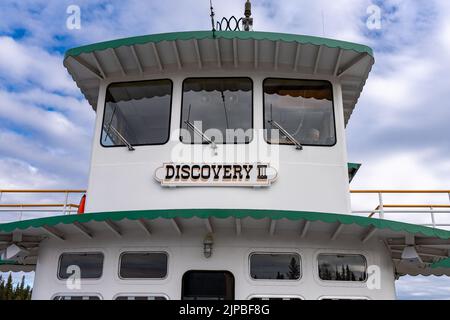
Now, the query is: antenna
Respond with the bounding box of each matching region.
[242,0,253,31]
[209,0,216,37]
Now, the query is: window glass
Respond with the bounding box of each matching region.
[115,296,167,300]
[181,78,253,144]
[119,252,168,279]
[53,295,100,300]
[101,80,172,147]
[58,253,104,279]
[250,297,302,300]
[318,254,367,282]
[250,253,301,280]
[264,79,335,146]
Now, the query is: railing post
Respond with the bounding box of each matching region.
[63,191,69,215]
[0,191,2,203]
[378,192,384,219]
[430,207,436,228]
[19,205,23,221]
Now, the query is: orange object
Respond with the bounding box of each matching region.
[77,195,86,214]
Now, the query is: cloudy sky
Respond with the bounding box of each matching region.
[0,0,449,299]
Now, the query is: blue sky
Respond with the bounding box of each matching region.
[1,0,450,299]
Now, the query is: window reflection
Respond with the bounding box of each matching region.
[181,78,253,144]
[102,80,172,147]
[119,252,168,279]
[318,254,367,282]
[250,253,301,280]
[264,79,335,146]
[58,253,104,279]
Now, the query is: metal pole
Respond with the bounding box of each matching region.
[430,207,436,228]
[63,192,69,215]
[378,192,384,219]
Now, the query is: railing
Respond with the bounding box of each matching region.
[1,189,450,229]
[351,190,450,228]
[0,190,86,222]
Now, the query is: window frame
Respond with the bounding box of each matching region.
[179,77,254,145]
[262,77,337,148]
[248,252,302,282]
[100,78,174,148]
[318,296,370,300]
[52,293,102,300]
[118,251,169,280]
[248,294,304,300]
[113,293,170,300]
[316,253,368,283]
[57,252,104,280]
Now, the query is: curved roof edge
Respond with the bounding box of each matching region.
[1,209,449,240]
[64,30,374,60]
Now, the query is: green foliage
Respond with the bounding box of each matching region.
[0,274,32,300]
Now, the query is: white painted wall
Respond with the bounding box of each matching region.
[31,231,396,300]
[85,70,351,214]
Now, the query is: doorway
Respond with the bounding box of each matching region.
[182,270,235,300]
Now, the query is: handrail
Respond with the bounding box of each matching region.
[367,205,450,218]
[0,204,80,208]
[351,190,450,194]
[351,190,450,228]
[0,190,86,193]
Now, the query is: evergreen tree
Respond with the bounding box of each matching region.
[0,273,32,300]
[288,257,300,279]
[5,273,13,300]
[0,275,4,300]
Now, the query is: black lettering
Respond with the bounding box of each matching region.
[212,165,222,180]
[191,165,201,180]
[201,165,211,180]
[233,165,243,180]
[223,165,232,180]
[181,165,190,180]
[175,165,181,179]
[165,165,175,179]
[257,165,268,180]
[243,165,253,180]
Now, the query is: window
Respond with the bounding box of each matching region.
[182,271,235,300]
[53,295,101,300]
[115,295,168,300]
[58,253,104,279]
[264,78,335,146]
[180,78,253,144]
[319,297,369,300]
[119,252,168,279]
[101,79,172,147]
[250,296,302,300]
[318,254,367,282]
[250,253,301,280]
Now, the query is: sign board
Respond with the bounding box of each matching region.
[154,163,278,187]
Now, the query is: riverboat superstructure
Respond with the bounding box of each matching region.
[1,1,450,300]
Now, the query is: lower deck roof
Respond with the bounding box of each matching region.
[1,209,450,276]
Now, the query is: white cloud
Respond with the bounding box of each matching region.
[0,37,78,94]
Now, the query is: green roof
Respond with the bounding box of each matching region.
[65,30,374,59]
[0,259,17,266]
[432,258,450,269]
[348,163,362,183]
[1,209,450,240]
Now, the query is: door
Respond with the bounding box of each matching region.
[182,270,235,300]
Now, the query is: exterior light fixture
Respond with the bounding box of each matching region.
[203,233,214,258]
[401,246,423,265]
